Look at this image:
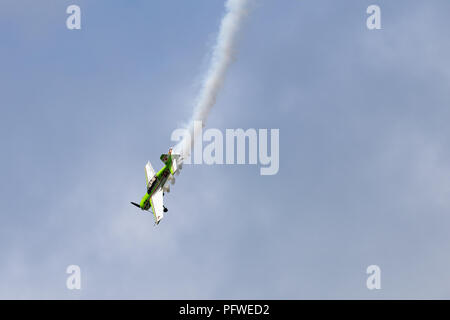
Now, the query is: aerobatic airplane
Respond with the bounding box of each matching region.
[131,148,182,225]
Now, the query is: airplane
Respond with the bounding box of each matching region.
[131,148,182,225]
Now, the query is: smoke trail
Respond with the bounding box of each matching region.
[175,0,251,158]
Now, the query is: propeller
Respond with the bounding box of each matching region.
[130,202,140,209]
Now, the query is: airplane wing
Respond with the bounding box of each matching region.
[145,162,155,187]
[150,189,164,224]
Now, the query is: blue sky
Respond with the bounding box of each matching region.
[1,0,450,298]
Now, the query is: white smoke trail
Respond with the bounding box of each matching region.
[175,0,251,158]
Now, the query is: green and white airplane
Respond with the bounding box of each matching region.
[131,148,182,225]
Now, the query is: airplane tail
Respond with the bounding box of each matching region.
[170,154,182,175]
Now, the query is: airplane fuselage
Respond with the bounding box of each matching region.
[138,155,173,210]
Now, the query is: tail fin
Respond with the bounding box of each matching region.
[130,202,141,209]
[170,154,181,175]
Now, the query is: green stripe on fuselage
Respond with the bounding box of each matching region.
[139,154,173,210]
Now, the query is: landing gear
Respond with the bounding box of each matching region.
[163,206,168,213]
